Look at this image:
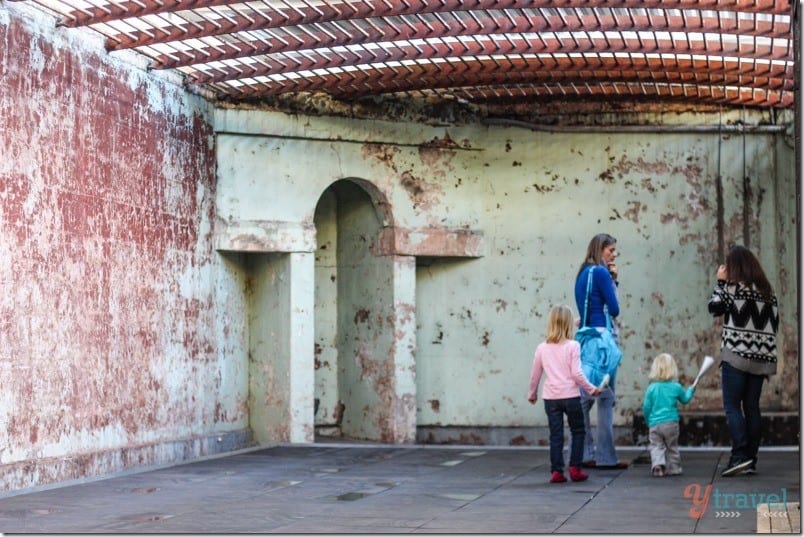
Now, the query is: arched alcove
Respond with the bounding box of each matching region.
[313,179,415,443]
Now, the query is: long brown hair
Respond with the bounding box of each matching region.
[576,233,616,278]
[725,244,773,298]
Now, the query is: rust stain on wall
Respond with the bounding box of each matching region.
[526,180,557,194]
[611,154,671,178]
[395,302,416,323]
[598,169,615,183]
[400,171,425,199]
[354,308,370,324]
[421,431,485,445]
[399,170,445,211]
[418,133,458,175]
[621,201,646,223]
[361,142,400,169]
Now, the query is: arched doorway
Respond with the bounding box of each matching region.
[313,179,415,443]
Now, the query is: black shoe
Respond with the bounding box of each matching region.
[721,458,753,477]
[741,459,757,475]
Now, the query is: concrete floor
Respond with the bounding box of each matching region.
[0,443,799,534]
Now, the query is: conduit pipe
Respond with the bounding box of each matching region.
[482,117,788,134]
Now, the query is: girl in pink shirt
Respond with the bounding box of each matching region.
[528,304,600,483]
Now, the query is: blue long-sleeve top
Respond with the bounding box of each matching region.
[574,265,620,328]
[642,381,695,427]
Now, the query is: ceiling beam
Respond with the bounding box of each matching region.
[150,9,790,70]
[186,33,792,85]
[46,0,792,30]
[325,64,793,99]
[210,56,791,99]
[95,0,791,51]
[189,53,792,86]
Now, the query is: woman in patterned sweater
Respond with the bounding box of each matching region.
[708,244,779,477]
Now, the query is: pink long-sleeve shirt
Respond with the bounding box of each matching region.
[528,339,597,401]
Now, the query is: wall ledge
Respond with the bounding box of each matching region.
[376,227,484,257]
[215,220,485,258]
[214,219,315,253]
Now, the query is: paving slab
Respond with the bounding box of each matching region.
[0,444,797,534]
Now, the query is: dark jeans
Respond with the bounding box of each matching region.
[544,397,586,472]
[721,361,765,464]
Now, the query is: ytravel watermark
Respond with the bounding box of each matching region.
[684,483,790,519]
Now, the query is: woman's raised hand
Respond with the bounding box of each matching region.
[607,262,618,281]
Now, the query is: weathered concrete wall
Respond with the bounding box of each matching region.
[215,107,797,445]
[313,190,340,430]
[415,125,798,445]
[335,182,397,441]
[246,252,314,444]
[0,4,250,491]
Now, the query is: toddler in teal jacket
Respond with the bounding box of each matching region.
[642,353,695,477]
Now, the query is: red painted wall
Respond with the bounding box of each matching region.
[0,4,240,487]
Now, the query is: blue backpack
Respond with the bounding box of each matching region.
[574,266,623,386]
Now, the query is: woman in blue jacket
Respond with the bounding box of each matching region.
[572,233,628,469]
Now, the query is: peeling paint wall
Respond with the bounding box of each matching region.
[215,107,797,444]
[334,181,398,441]
[414,128,798,435]
[313,190,339,431]
[246,252,314,444]
[0,4,249,491]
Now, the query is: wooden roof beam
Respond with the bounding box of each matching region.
[150,9,790,69]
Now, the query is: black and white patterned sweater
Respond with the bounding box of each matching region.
[708,279,779,375]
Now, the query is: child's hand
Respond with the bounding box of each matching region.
[590,388,601,396]
[528,396,537,404]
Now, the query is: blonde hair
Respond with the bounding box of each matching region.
[649,353,678,381]
[546,304,574,343]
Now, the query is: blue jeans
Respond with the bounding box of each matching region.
[721,361,765,464]
[544,397,585,472]
[572,387,618,465]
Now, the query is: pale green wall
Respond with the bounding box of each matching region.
[415,129,797,430]
[245,252,315,443]
[334,180,396,440]
[246,253,291,442]
[313,190,339,428]
[214,107,797,437]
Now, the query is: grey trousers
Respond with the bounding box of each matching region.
[648,421,682,475]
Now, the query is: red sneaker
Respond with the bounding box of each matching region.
[550,470,567,483]
[569,466,589,482]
